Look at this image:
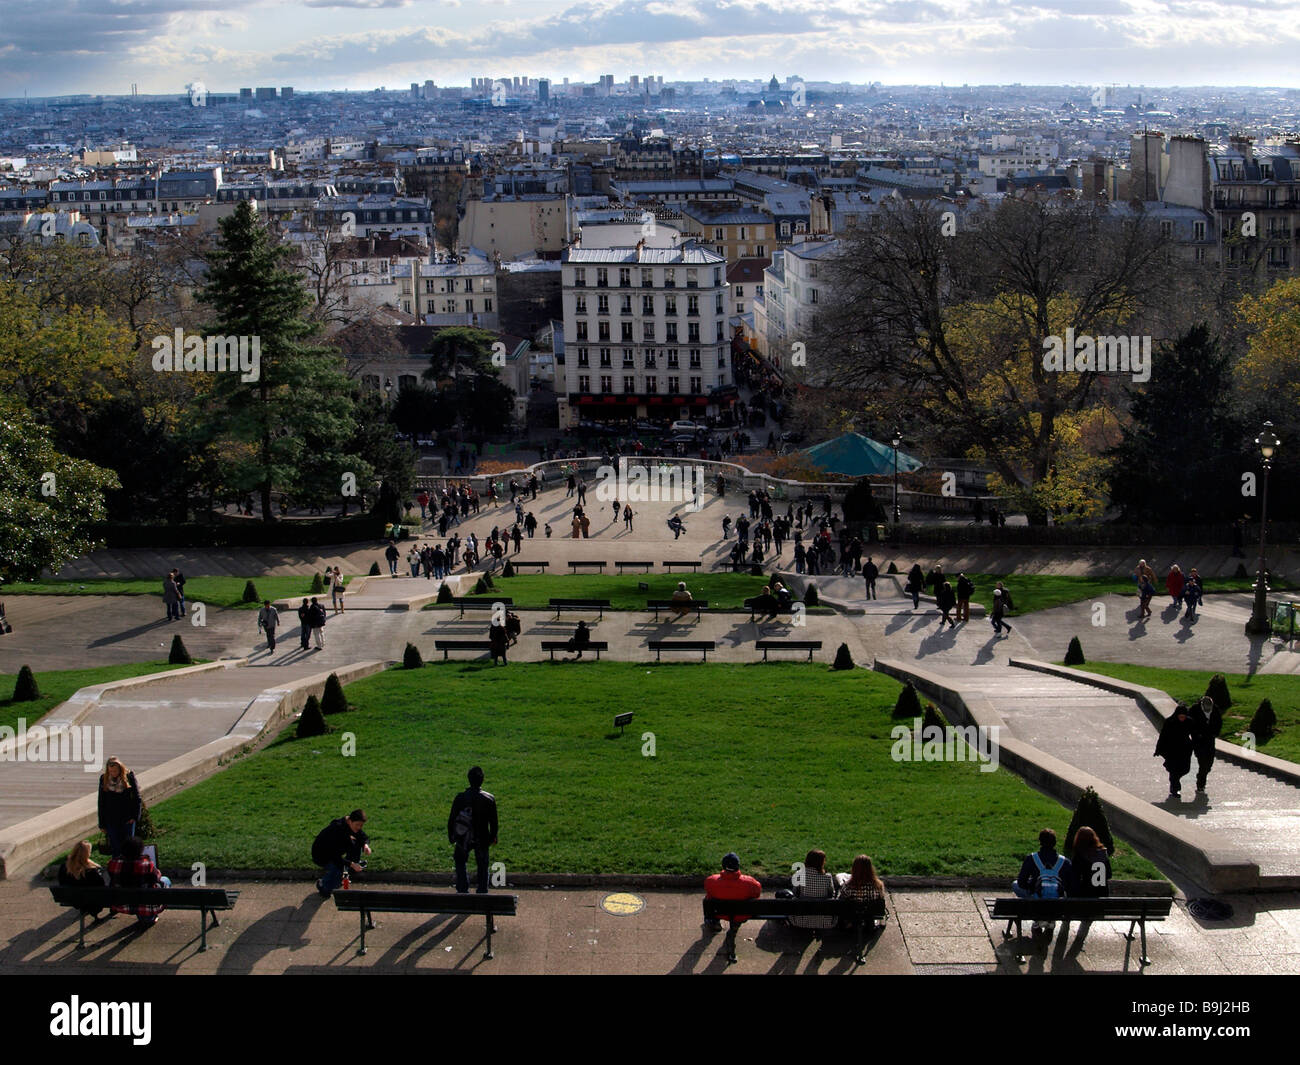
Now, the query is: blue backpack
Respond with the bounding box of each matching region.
[1032,853,1066,899]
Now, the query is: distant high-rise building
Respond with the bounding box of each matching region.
[538,79,550,103]
[239,87,253,99]
[255,87,276,101]
[630,75,640,91]
[280,86,293,100]
[424,80,435,98]
[411,83,421,98]
[600,74,613,96]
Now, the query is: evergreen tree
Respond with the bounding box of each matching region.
[1064,636,1086,665]
[168,634,192,664]
[242,580,260,603]
[1064,786,1115,855]
[831,643,854,670]
[437,582,455,603]
[12,665,40,701]
[297,695,327,738]
[403,642,425,669]
[892,681,923,720]
[1248,699,1277,743]
[320,672,349,715]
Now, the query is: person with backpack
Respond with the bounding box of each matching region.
[1011,828,1072,935]
[448,766,499,894]
[309,597,328,650]
[312,809,370,898]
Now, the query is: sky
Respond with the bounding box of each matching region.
[2,0,1299,98]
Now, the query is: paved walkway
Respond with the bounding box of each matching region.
[5,878,1297,974]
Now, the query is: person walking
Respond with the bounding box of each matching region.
[524,512,538,538]
[623,504,634,532]
[906,564,925,610]
[862,556,878,600]
[448,766,499,894]
[297,598,312,650]
[990,589,1012,636]
[580,513,591,538]
[936,581,957,629]
[257,600,280,653]
[955,573,974,623]
[309,597,327,650]
[1183,569,1203,620]
[1166,564,1185,608]
[512,525,523,553]
[1191,695,1222,796]
[1155,703,1195,799]
[329,567,346,614]
[488,619,508,665]
[577,478,587,506]
[385,540,400,577]
[97,756,142,858]
[162,571,181,621]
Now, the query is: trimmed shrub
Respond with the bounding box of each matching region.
[168,634,192,665]
[1064,785,1115,856]
[749,564,764,577]
[803,583,819,607]
[369,561,381,576]
[1234,563,1249,579]
[483,573,496,590]
[136,800,156,841]
[320,673,349,716]
[437,583,455,604]
[892,681,923,720]
[473,577,489,595]
[1064,636,1086,666]
[12,665,40,701]
[886,561,899,574]
[1247,699,1277,744]
[1205,673,1232,711]
[502,559,515,578]
[403,643,425,669]
[297,695,327,738]
[310,572,325,594]
[831,643,854,670]
[922,702,947,731]
[241,580,259,603]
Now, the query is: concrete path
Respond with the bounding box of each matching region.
[5,877,1296,975]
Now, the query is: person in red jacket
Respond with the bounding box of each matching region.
[704,852,762,931]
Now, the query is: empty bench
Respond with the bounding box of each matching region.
[615,560,654,574]
[984,896,1174,966]
[50,885,240,952]
[449,597,513,619]
[511,561,549,572]
[663,560,703,573]
[647,599,709,621]
[540,640,609,661]
[434,640,496,659]
[756,639,822,661]
[648,639,716,662]
[704,896,889,964]
[550,598,612,620]
[334,889,519,959]
[568,561,607,574]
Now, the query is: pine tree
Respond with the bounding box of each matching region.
[12,665,40,701]
[803,583,819,607]
[1064,636,1085,665]
[502,559,515,578]
[310,572,325,594]
[1205,673,1232,711]
[297,695,327,738]
[320,673,349,715]
[403,643,425,669]
[892,681,923,720]
[831,643,854,670]
[922,702,947,731]
[1064,786,1115,855]
[369,561,381,576]
[1248,699,1277,744]
[474,577,489,594]
[242,580,259,603]
[168,634,192,665]
[437,582,455,603]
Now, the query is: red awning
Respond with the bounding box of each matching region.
[691,397,709,406]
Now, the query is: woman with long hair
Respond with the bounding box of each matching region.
[59,840,109,919]
[836,855,886,902]
[788,849,838,930]
[97,756,141,858]
[1068,826,1111,898]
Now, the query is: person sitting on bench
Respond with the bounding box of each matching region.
[505,610,522,646]
[108,836,171,928]
[1011,828,1072,936]
[704,852,761,932]
[752,586,780,621]
[567,620,593,658]
[670,582,694,618]
[59,840,109,920]
[667,514,686,539]
[785,849,838,930]
[771,579,793,608]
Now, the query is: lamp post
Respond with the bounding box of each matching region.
[891,426,903,541]
[1245,421,1280,636]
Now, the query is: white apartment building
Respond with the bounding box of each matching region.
[753,237,841,373]
[559,243,731,428]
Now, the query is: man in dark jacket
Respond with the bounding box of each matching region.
[862,557,878,599]
[297,598,312,650]
[1155,704,1195,799]
[1191,696,1222,795]
[448,767,499,893]
[1011,828,1072,936]
[313,809,370,898]
[955,573,974,623]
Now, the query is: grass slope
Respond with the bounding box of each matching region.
[0,661,196,735]
[148,663,1159,880]
[963,574,1286,616]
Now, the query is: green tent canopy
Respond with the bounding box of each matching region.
[801,433,924,477]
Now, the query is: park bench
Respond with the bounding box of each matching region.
[448,597,513,619]
[704,896,889,964]
[648,639,716,662]
[568,561,607,574]
[662,560,703,573]
[984,896,1173,966]
[510,561,549,572]
[434,639,497,660]
[615,560,655,574]
[550,598,612,620]
[744,598,797,623]
[647,599,709,621]
[755,639,822,662]
[540,640,609,661]
[333,889,518,959]
[50,885,239,952]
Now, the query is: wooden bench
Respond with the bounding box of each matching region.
[648,639,716,662]
[550,598,612,620]
[756,639,822,661]
[984,896,1174,966]
[333,889,519,958]
[615,560,654,574]
[434,639,496,659]
[449,596,513,619]
[704,896,889,964]
[647,599,709,621]
[50,885,240,952]
[662,560,703,572]
[511,561,549,572]
[540,640,609,661]
[568,561,607,574]
[744,597,797,623]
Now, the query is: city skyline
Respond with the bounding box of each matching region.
[3,0,1300,99]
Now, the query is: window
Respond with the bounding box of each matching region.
[667,349,680,368]
[597,267,608,287]
[576,322,589,340]
[666,322,678,342]
[427,300,436,313]
[689,349,702,368]
[623,349,635,367]
[619,267,632,287]
[645,350,658,368]
[687,295,699,316]
[598,294,609,315]
[688,323,700,343]
[736,302,745,313]
[664,268,676,287]
[577,348,590,367]
[714,268,723,286]
[739,227,748,240]
[575,295,587,313]
[641,268,654,287]
[667,375,679,393]
[465,299,474,313]
[645,376,658,394]
[600,348,612,368]
[465,278,474,292]
[642,295,654,315]
[598,322,611,341]
[1160,220,1173,239]
[686,268,698,288]
[600,375,612,392]
[715,294,724,313]
[578,375,591,391]
[809,289,818,304]
[620,294,633,315]
[665,295,677,315]
[716,322,725,341]
[714,227,725,241]
[734,286,744,298]
[780,222,791,237]
[643,322,656,341]
[574,267,586,287]
[484,298,494,312]
[624,376,636,393]
[690,376,702,394]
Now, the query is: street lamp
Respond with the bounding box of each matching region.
[891,426,903,535]
[1245,421,1280,636]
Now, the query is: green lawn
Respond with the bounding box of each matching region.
[4,575,349,610]
[429,572,831,611]
[1,661,197,735]
[963,574,1285,616]
[1066,663,1299,764]
[146,663,1160,880]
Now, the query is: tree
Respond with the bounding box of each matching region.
[0,404,119,583]
[194,201,367,522]
[423,326,500,384]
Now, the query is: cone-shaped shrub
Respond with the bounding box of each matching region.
[1064,786,1115,855]
[136,800,157,841]
[168,634,192,665]
[241,580,259,603]
[1204,673,1232,711]
[831,643,854,670]
[1248,699,1277,744]
[1234,563,1249,580]
[12,665,40,701]
[803,583,819,607]
[473,577,489,595]
[502,559,515,578]
[321,673,349,716]
[369,561,381,576]
[483,573,495,589]
[310,572,325,594]
[437,582,454,604]
[892,681,922,720]
[403,643,424,669]
[297,695,327,738]
[922,702,947,731]
[887,561,899,574]
[1064,636,1086,666]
